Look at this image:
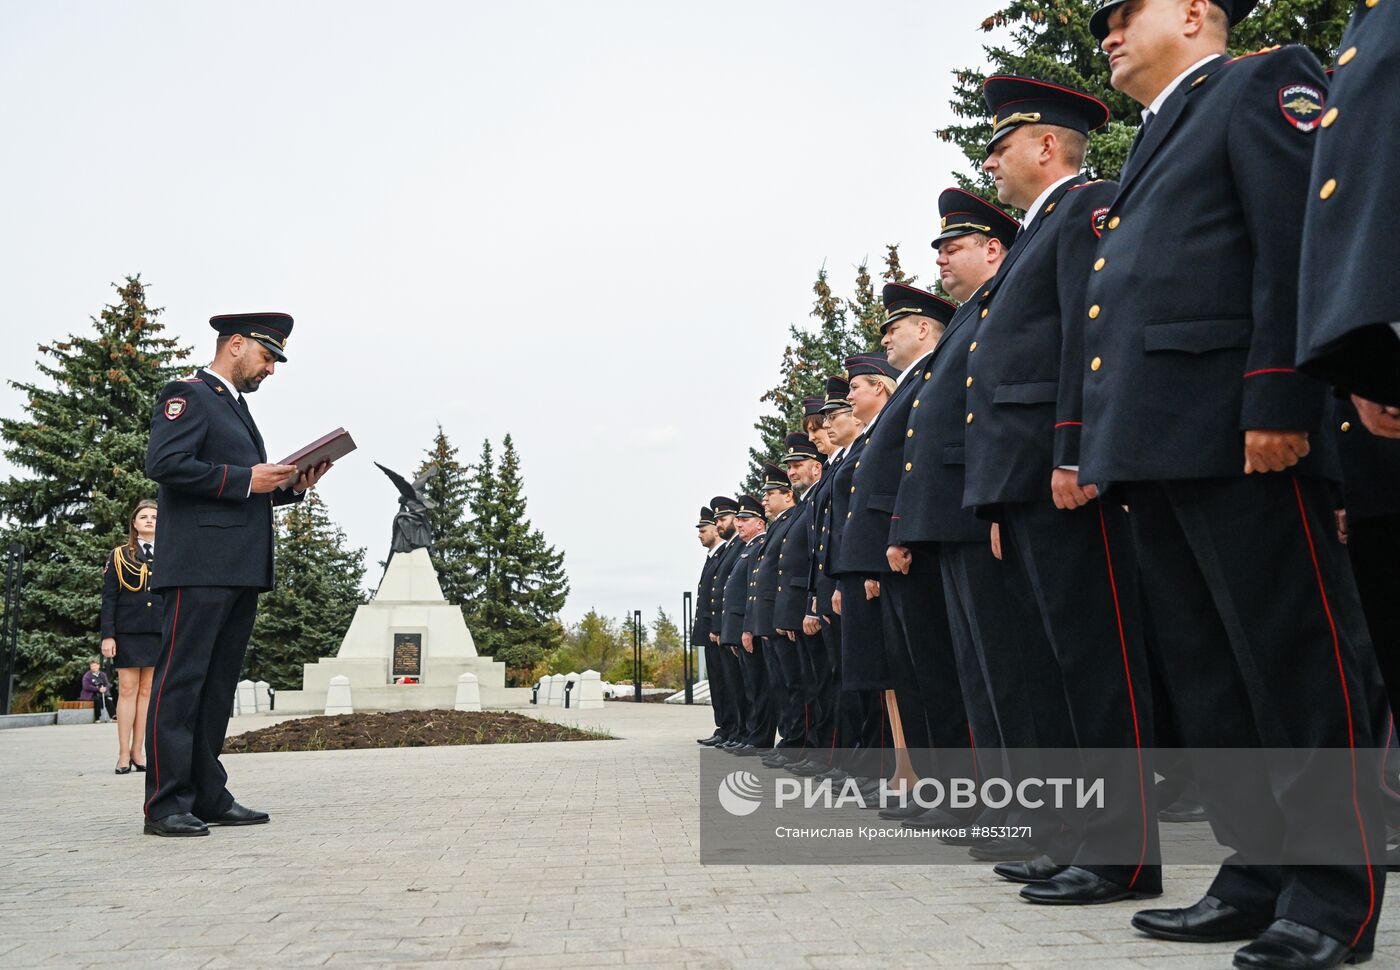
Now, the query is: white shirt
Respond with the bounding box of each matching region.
[1022,173,1080,229]
[1143,54,1222,120]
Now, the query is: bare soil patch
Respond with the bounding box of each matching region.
[224,709,611,753]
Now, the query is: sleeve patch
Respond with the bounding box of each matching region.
[1091,206,1110,238]
[164,397,188,420]
[1279,84,1324,131]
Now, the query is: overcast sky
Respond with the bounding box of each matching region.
[1,0,1002,627]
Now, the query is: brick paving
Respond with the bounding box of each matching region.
[1,702,1396,969]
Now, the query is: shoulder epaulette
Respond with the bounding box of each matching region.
[1066,180,1106,191]
[1228,45,1282,63]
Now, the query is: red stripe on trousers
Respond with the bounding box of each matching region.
[1097,504,1148,888]
[143,588,180,820]
[1292,478,1376,947]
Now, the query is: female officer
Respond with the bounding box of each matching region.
[100,499,162,774]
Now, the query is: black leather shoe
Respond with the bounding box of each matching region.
[696,734,724,746]
[114,764,132,775]
[1158,793,1208,823]
[1132,894,1272,943]
[1232,919,1369,969]
[877,802,929,820]
[790,760,830,776]
[993,855,1065,884]
[132,762,146,773]
[969,837,1043,862]
[902,808,962,830]
[762,753,795,768]
[718,740,743,751]
[725,742,753,754]
[815,767,851,783]
[732,745,764,758]
[143,813,210,837]
[199,802,269,826]
[1019,866,1161,905]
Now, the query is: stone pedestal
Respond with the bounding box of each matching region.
[325,675,354,715]
[276,549,530,712]
[454,673,482,712]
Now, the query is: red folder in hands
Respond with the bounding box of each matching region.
[281,428,357,475]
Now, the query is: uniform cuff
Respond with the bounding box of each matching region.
[1239,370,1324,432]
[1053,422,1082,467]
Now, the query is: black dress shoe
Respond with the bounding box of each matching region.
[717,740,742,750]
[815,767,851,783]
[724,742,752,753]
[697,734,723,746]
[969,837,1042,862]
[902,808,962,830]
[132,762,146,773]
[143,813,210,837]
[733,745,764,758]
[1158,793,1208,823]
[1232,919,1368,969]
[993,855,1066,884]
[790,760,830,776]
[114,764,132,775]
[1019,866,1161,905]
[199,802,269,826]
[878,802,931,821]
[1132,894,1272,943]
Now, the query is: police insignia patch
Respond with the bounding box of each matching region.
[1091,207,1110,238]
[1278,84,1324,131]
[164,397,187,420]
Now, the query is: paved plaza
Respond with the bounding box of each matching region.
[2,702,1397,969]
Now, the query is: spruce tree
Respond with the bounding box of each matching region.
[246,491,366,688]
[940,1,1351,191]
[651,607,682,653]
[416,425,477,615]
[0,277,191,703]
[467,434,569,675]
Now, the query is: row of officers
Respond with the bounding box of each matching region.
[689,2,1398,968]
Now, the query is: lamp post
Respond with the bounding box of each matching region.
[682,591,693,704]
[632,609,642,703]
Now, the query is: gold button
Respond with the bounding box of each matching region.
[912,399,920,408]
[966,413,974,424]
[1093,257,1105,271]
[1091,356,1102,372]
[1088,305,1101,319]
[923,372,930,381]
[846,511,851,518]
[1108,216,1120,229]
[904,462,913,471]
[1322,107,1338,128]
[1367,0,1378,7]
[850,486,855,493]
[855,460,860,468]
[1341,421,1352,432]
[147,602,153,607]
[980,308,989,318]
[1338,46,1356,66]
[966,376,973,387]
[1320,179,1336,200]
[819,544,824,551]
[969,341,978,352]
[906,428,913,438]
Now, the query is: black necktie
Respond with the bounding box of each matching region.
[142,542,153,559]
[238,394,249,412]
[1129,111,1155,157]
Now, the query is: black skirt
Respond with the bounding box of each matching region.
[114,632,163,669]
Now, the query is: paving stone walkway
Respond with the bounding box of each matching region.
[1,702,1396,969]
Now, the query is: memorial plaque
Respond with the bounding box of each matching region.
[392,633,422,679]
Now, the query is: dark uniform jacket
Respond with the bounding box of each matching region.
[751,507,799,637]
[1298,1,1400,406]
[963,174,1118,509]
[1330,396,1400,524]
[806,455,844,617]
[709,536,743,632]
[1079,47,1338,484]
[721,533,765,645]
[840,366,930,573]
[145,369,302,591]
[690,547,725,646]
[773,485,818,631]
[822,434,871,579]
[891,297,1003,546]
[100,545,163,637]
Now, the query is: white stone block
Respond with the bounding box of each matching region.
[453,672,481,712]
[575,670,604,710]
[254,680,270,713]
[548,673,566,707]
[324,675,354,715]
[564,671,579,708]
[235,679,258,716]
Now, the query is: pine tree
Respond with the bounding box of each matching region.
[651,607,682,653]
[416,425,477,615]
[0,277,191,703]
[467,434,569,675]
[246,491,366,688]
[940,1,1351,191]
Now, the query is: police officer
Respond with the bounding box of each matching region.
[692,507,731,747]
[142,312,330,837]
[1297,0,1400,406]
[721,496,772,754]
[966,75,1160,904]
[707,496,748,748]
[1088,2,1385,963]
[752,463,806,763]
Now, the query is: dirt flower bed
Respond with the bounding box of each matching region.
[224,709,611,753]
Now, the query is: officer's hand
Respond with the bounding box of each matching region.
[831,588,843,616]
[864,578,880,600]
[730,645,739,657]
[786,630,797,641]
[294,461,333,493]
[1336,509,1349,545]
[802,615,821,636]
[1352,395,1400,439]
[709,633,719,644]
[990,522,1002,561]
[1051,468,1099,509]
[1243,430,1309,474]
[741,632,754,653]
[251,463,301,493]
[887,545,912,574]
[100,637,116,659]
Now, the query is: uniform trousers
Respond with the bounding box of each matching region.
[1348,513,1400,722]
[836,575,894,778]
[1125,476,1386,952]
[1000,499,1161,893]
[762,636,801,750]
[810,615,844,765]
[145,586,259,821]
[735,637,775,748]
[713,641,748,742]
[703,640,741,740]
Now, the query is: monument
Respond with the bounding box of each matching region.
[274,462,530,711]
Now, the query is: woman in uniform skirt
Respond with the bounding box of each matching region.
[100,499,162,774]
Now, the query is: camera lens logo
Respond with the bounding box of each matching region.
[717,770,764,817]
